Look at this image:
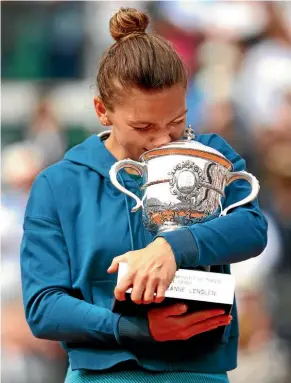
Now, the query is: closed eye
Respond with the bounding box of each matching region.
[170,119,185,126]
[133,126,151,131]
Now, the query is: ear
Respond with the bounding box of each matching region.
[94,97,112,126]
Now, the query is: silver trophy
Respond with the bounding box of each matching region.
[109,126,258,320]
[109,126,260,234]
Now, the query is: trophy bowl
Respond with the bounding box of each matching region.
[109,127,260,234]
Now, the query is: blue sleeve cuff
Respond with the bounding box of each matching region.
[155,227,199,269]
[116,316,156,347]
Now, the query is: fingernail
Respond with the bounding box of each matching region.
[218,310,225,315]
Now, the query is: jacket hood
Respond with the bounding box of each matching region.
[64,130,118,179]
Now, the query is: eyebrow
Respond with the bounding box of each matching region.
[128,109,188,125]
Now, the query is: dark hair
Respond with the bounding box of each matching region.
[97,7,187,110]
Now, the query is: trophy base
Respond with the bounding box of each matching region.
[113,294,232,318]
[113,263,235,342]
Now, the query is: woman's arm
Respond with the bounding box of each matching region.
[20,174,153,346]
[21,216,120,344]
[156,134,268,268]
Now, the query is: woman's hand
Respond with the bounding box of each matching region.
[108,238,176,304]
[148,304,232,341]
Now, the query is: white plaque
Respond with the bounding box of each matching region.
[117,262,235,305]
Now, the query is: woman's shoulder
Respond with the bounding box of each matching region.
[196,132,227,148]
[41,158,81,183]
[195,132,246,170]
[28,158,102,219]
[196,133,237,157]
[35,156,100,195]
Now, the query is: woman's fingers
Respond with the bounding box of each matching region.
[114,274,132,301]
[184,315,232,340]
[107,254,127,273]
[182,309,227,327]
[142,278,159,304]
[130,274,148,304]
[153,280,168,304]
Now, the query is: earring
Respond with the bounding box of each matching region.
[103,118,111,126]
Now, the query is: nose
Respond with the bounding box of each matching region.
[148,133,172,150]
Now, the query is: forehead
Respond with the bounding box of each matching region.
[116,85,187,121]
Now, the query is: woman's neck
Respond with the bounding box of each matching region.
[103,131,140,175]
[104,132,127,161]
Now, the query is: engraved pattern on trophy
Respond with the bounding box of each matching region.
[169,160,205,204]
[142,196,176,232]
[197,162,227,215]
[142,160,227,232]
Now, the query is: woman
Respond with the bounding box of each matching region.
[21,8,268,383]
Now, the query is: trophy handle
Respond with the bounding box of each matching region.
[109,159,147,212]
[220,170,260,216]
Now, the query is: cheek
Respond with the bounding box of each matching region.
[116,130,145,150]
[171,124,186,140]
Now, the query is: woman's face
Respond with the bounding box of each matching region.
[95,84,187,160]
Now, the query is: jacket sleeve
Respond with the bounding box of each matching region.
[156,134,268,268]
[21,173,155,346]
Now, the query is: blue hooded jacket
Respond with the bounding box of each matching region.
[21,131,267,372]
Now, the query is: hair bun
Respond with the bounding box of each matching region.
[109,7,149,42]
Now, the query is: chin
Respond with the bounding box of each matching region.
[133,149,146,160]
